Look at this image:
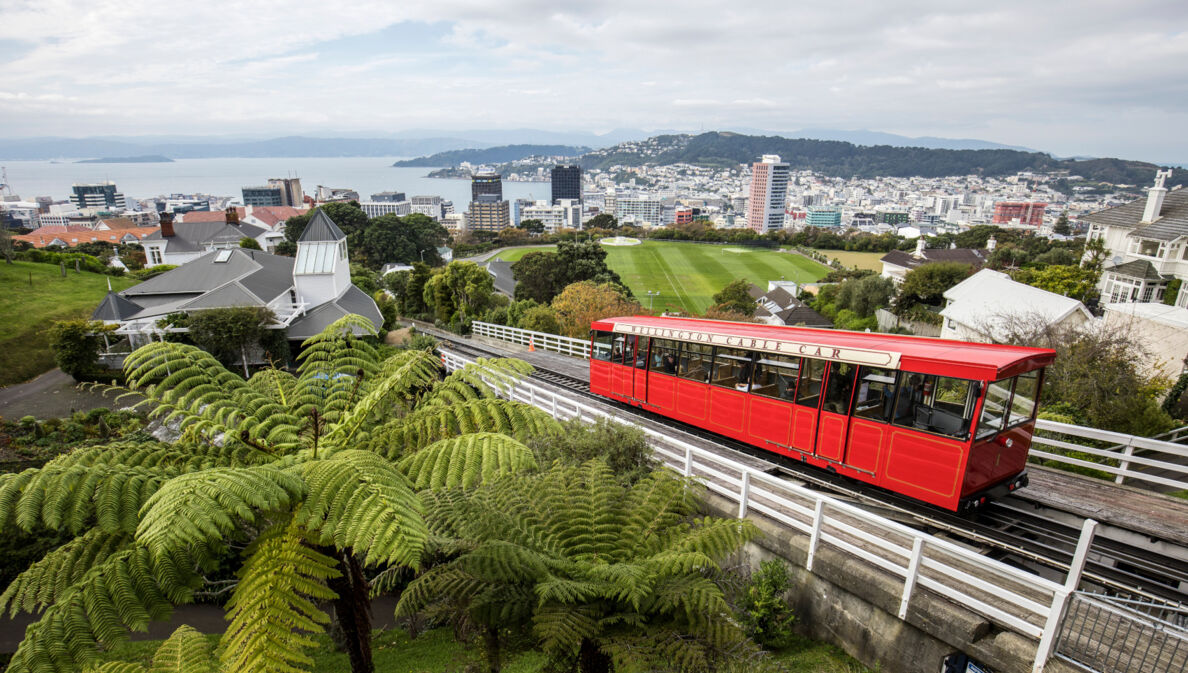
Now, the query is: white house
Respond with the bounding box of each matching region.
[939,269,1092,343]
[141,210,274,267]
[1102,302,1188,379]
[93,210,382,351]
[880,238,991,285]
[1083,170,1188,307]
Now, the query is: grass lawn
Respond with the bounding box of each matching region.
[810,249,887,272]
[492,245,556,262]
[90,627,867,672]
[604,241,829,314]
[497,241,829,314]
[0,261,136,386]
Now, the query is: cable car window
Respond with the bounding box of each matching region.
[893,373,977,439]
[853,367,898,422]
[796,358,825,407]
[977,378,1013,439]
[1008,369,1040,426]
[610,335,628,364]
[651,339,680,375]
[750,355,800,401]
[678,343,711,382]
[821,362,857,414]
[591,331,615,361]
[710,348,755,390]
[624,335,648,369]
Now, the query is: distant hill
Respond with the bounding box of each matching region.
[76,155,173,163]
[579,132,1186,186]
[392,144,590,167]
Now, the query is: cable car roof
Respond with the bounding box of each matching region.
[592,316,1055,380]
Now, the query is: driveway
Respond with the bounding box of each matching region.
[0,369,132,420]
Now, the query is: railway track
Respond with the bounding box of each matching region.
[440,336,1188,608]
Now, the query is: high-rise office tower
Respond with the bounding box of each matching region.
[746,155,790,233]
[72,182,126,210]
[471,172,502,202]
[551,165,581,205]
[267,178,303,207]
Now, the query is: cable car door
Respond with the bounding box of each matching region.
[814,362,856,463]
[790,358,826,453]
[630,336,649,403]
[612,335,632,399]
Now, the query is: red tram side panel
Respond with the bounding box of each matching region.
[588,316,1054,512]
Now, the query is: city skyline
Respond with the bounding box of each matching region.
[2,2,1188,163]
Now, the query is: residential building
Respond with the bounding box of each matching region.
[1102,303,1188,378]
[92,210,382,355]
[880,238,990,284]
[370,191,406,203]
[442,212,467,234]
[558,199,582,230]
[675,206,694,225]
[551,165,581,204]
[14,224,159,248]
[520,199,581,233]
[806,206,841,228]
[746,284,832,327]
[315,185,359,202]
[1083,170,1188,308]
[940,269,1092,343]
[613,195,663,226]
[471,172,503,202]
[468,195,510,232]
[359,200,411,218]
[141,211,273,267]
[242,185,284,206]
[993,201,1046,227]
[747,155,790,233]
[72,182,125,211]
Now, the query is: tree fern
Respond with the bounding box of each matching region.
[418,357,536,408]
[148,624,216,673]
[397,433,538,490]
[221,518,339,673]
[0,530,130,616]
[368,398,559,458]
[297,450,426,568]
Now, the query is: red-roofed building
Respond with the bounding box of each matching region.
[993,202,1046,228]
[14,225,159,248]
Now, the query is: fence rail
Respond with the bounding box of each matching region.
[441,349,1093,673]
[471,321,1188,494]
[1057,592,1188,672]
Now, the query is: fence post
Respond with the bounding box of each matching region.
[1032,518,1097,673]
[683,447,693,477]
[807,499,826,571]
[738,470,751,518]
[529,387,536,407]
[1115,438,1136,485]
[550,395,558,419]
[899,537,925,619]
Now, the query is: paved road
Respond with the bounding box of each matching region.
[0,369,131,420]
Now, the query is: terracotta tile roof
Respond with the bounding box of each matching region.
[178,208,246,223]
[15,226,159,248]
[97,217,141,230]
[247,206,308,228]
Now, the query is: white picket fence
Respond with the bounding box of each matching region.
[441,348,1095,673]
[470,321,1188,494]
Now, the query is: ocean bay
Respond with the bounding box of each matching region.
[0,157,552,207]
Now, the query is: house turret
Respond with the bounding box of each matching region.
[293,210,350,308]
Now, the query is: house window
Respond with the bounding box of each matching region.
[149,248,163,265]
[1137,240,1161,257]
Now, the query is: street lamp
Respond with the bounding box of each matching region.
[646,290,661,312]
[418,249,426,263]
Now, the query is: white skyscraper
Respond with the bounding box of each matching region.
[747,154,790,233]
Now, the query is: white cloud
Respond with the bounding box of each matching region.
[1,1,1187,161]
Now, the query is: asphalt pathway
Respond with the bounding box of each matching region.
[0,369,131,420]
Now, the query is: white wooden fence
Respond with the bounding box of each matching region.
[441,349,1095,673]
[470,321,1188,494]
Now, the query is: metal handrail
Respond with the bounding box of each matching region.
[441,349,1090,672]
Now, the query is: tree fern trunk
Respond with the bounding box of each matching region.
[578,638,611,673]
[483,625,502,673]
[328,551,374,673]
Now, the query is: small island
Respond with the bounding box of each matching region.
[76,155,174,163]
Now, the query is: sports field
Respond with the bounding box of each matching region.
[495,241,830,314]
[810,248,886,271]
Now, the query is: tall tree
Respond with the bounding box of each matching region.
[1053,212,1071,236]
[517,218,545,235]
[423,261,498,323]
[709,279,755,316]
[585,213,619,230]
[0,315,556,673]
[551,281,645,338]
[894,262,972,315]
[397,460,759,673]
[555,240,627,293]
[511,251,564,304]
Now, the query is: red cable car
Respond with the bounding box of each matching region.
[588,316,1055,512]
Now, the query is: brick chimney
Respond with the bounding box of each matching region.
[225,207,240,226]
[159,211,175,237]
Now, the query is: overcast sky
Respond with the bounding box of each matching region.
[3,1,1187,162]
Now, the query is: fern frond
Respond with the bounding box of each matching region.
[4,545,199,673]
[148,624,216,673]
[297,450,426,568]
[0,530,130,616]
[532,604,600,658]
[245,368,298,406]
[0,462,172,535]
[663,517,759,565]
[369,398,560,459]
[320,350,439,451]
[420,357,535,407]
[398,433,538,490]
[87,663,145,673]
[220,517,339,673]
[136,466,305,558]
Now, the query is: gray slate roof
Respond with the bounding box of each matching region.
[880,248,989,271]
[299,210,346,242]
[142,221,268,253]
[92,291,144,321]
[1083,186,1188,241]
[1106,259,1168,281]
[288,285,382,339]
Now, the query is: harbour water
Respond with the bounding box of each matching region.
[0,157,552,207]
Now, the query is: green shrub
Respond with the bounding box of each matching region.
[739,559,797,649]
[47,319,114,382]
[526,418,652,484]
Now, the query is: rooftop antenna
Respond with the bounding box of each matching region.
[0,167,11,196]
